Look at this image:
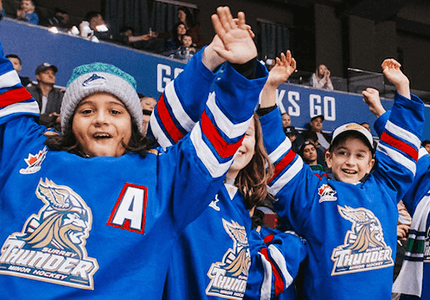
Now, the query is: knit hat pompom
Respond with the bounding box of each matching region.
[60,62,143,133]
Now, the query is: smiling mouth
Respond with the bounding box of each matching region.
[342,169,357,175]
[93,133,112,139]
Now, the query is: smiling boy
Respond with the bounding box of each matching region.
[258,58,424,299]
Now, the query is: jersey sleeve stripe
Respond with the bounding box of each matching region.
[269,157,303,196]
[156,94,187,144]
[268,138,291,164]
[0,87,34,107]
[385,120,421,149]
[377,143,416,175]
[259,251,273,300]
[380,131,418,162]
[149,112,173,149]
[165,81,196,131]
[263,234,275,243]
[268,244,294,294]
[207,92,251,139]
[201,111,245,159]
[0,69,20,89]
[190,125,232,178]
[260,247,285,297]
[0,101,40,118]
[268,149,296,184]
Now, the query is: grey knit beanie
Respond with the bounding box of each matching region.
[61,62,143,133]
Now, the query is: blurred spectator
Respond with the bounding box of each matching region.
[174,32,196,61]
[360,122,371,132]
[139,94,156,136]
[16,0,38,25]
[177,6,202,48]
[422,140,430,155]
[284,126,301,153]
[119,26,164,53]
[281,112,291,129]
[301,115,331,151]
[26,63,64,130]
[6,54,31,86]
[164,22,186,56]
[310,64,333,90]
[47,8,70,31]
[75,11,110,42]
[300,130,326,168]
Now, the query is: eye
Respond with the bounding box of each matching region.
[80,109,93,114]
[111,109,122,115]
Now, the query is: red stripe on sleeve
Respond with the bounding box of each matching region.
[260,248,285,296]
[156,94,185,143]
[0,87,33,107]
[200,111,245,159]
[263,234,275,243]
[268,149,296,183]
[381,131,418,162]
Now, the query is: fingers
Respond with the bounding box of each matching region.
[381,58,401,70]
[218,6,234,32]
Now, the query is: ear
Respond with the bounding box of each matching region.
[367,158,376,172]
[36,74,41,81]
[325,150,333,168]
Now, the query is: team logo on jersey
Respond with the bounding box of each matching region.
[206,219,250,299]
[331,205,393,275]
[0,178,99,289]
[318,184,337,203]
[19,146,48,174]
[209,194,221,211]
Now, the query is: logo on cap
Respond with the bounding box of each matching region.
[82,73,107,88]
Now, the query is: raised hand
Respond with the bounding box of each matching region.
[266,51,296,88]
[381,58,410,99]
[362,88,386,118]
[260,51,296,108]
[210,7,257,64]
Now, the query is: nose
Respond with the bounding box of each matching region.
[345,155,355,166]
[93,111,108,126]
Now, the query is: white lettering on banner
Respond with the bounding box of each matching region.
[324,96,336,121]
[157,64,184,93]
[310,94,336,121]
[310,94,322,117]
[287,91,300,116]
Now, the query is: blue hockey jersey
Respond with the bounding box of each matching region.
[152,49,306,300]
[0,40,261,299]
[258,94,424,300]
[375,111,430,300]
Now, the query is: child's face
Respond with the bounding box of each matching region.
[228,118,256,178]
[72,92,132,157]
[8,57,22,72]
[21,0,34,12]
[326,137,375,184]
[182,35,193,47]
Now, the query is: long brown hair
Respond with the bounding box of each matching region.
[235,113,274,210]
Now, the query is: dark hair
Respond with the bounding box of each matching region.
[6,54,22,65]
[120,26,134,35]
[44,115,153,157]
[422,140,430,147]
[329,131,374,155]
[172,22,186,44]
[236,114,274,210]
[178,6,197,27]
[181,32,192,41]
[84,11,102,22]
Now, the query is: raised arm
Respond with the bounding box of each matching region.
[150,7,266,149]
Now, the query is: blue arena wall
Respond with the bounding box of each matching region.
[1,18,429,139]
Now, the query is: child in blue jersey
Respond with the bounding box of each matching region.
[258,58,425,300]
[0,6,268,299]
[362,87,430,300]
[152,24,306,298]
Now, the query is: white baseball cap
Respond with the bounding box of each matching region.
[331,123,374,150]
